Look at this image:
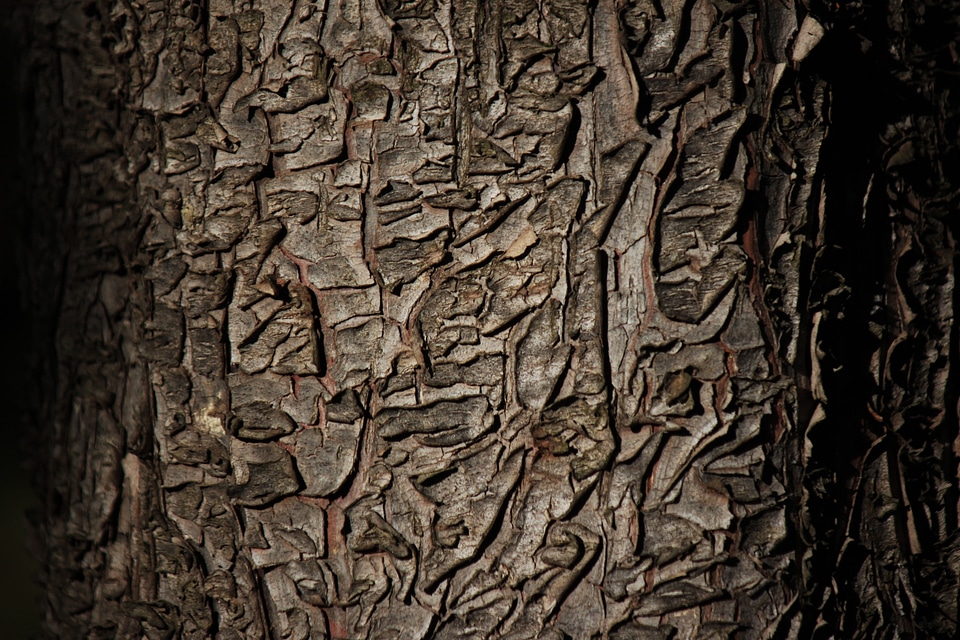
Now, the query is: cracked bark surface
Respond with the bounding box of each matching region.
[18,0,960,638]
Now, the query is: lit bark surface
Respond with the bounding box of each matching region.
[22,0,959,638]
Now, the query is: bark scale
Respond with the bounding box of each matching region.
[20,0,959,638]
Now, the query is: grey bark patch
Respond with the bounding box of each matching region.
[375,397,493,445]
[233,404,297,441]
[229,441,301,507]
[294,423,362,497]
[243,498,326,568]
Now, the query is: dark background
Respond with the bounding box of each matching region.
[1,0,43,637]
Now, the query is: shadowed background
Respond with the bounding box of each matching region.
[1,0,43,636]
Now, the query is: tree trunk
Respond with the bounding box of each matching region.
[20,0,959,638]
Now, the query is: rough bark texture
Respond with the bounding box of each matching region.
[19,0,959,638]
[799,2,960,636]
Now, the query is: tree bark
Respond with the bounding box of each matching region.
[20,0,960,638]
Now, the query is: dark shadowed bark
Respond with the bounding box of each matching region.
[17,0,960,638]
